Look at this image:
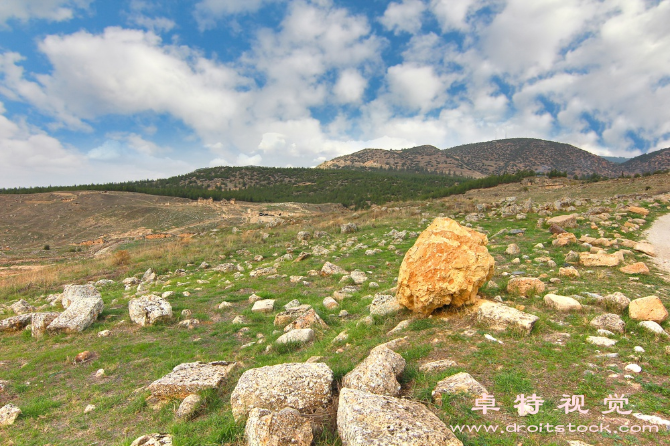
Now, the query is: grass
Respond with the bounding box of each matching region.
[1,175,670,445]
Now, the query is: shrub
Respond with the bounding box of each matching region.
[43,244,50,250]
[113,250,131,266]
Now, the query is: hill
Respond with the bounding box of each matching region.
[318,138,624,177]
[621,147,670,174]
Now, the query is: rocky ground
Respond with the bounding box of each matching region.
[0,175,670,446]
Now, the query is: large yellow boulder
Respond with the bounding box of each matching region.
[396,218,494,315]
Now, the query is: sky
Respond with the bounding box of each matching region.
[0,0,669,187]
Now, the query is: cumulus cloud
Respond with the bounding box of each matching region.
[333,69,367,103]
[194,0,280,30]
[380,0,426,34]
[386,63,444,111]
[0,0,91,26]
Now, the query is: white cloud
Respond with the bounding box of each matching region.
[333,69,367,103]
[0,0,91,26]
[380,0,426,35]
[237,153,262,165]
[429,0,477,32]
[386,63,444,111]
[208,157,230,167]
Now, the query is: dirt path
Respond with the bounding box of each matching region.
[645,212,670,274]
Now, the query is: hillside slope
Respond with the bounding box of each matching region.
[621,147,670,174]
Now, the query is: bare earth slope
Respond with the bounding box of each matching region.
[645,212,670,274]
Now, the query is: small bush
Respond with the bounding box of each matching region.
[113,250,131,266]
[43,244,50,250]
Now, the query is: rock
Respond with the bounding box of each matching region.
[98,329,110,337]
[552,232,577,247]
[599,292,631,313]
[369,294,401,316]
[84,404,96,413]
[47,295,103,333]
[0,403,21,426]
[230,362,333,421]
[283,309,328,332]
[10,299,34,315]
[296,231,311,241]
[30,312,60,338]
[620,262,650,274]
[321,261,348,276]
[544,294,582,312]
[274,305,315,328]
[419,359,457,374]
[590,314,625,334]
[632,413,670,429]
[218,301,233,309]
[284,299,301,309]
[142,268,157,283]
[628,296,668,323]
[432,372,488,404]
[476,300,539,335]
[232,315,247,325]
[625,364,642,373]
[176,394,202,419]
[586,336,617,347]
[62,284,101,308]
[341,223,358,234]
[245,407,313,446]
[251,299,275,314]
[627,206,649,216]
[546,214,577,228]
[147,361,237,399]
[559,266,580,278]
[505,244,520,255]
[323,296,339,310]
[337,388,462,446]
[129,295,173,326]
[178,319,200,329]
[95,369,105,378]
[396,218,495,314]
[250,267,278,277]
[332,330,349,344]
[276,328,315,344]
[342,345,405,397]
[350,270,368,285]
[248,293,262,303]
[74,350,94,363]
[387,319,410,335]
[638,321,669,337]
[130,433,173,446]
[0,314,33,332]
[579,252,620,267]
[506,277,545,296]
[633,242,655,257]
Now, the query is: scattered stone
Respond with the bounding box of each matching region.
[505,244,520,255]
[283,309,328,332]
[341,223,358,234]
[61,284,101,308]
[332,330,349,344]
[559,266,580,278]
[321,262,347,276]
[476,301,539,335]
[245,407,313,446]
[323,296,339,310]
[397,218,494,314]
[633,242,655,257]
[84,404,96,414]
[0,403,21,426]
[147,361,237,399]
[284,299,301,309]
[544,294,582,312]
[628,296,668,323]
[586,336,617,347]
[590,314,625,334]
[95,369,105,378]
[350,270,368,285]
[47,295,103,333]
[230,362,333,421]
[30,312,60,338]
[506,277,545,296]
[176,394,202,419]
[129,433,173,446]
[142,268,157,283]
[129,295,173,326]
[552,232,577,247]
[248,293,262,303]
[276,328,315,345]
[387,319,410,335]
[546,214,577,228]
[337,388,463,446]
[624,364,642,373]
[178,319,200,329]
[579,252,620,267]
[627,206,649,216]
[218,301,233,310]
[10,299,34,315]
[632,413,670,429]
[419,359,457,374]
[638,321,669,337]
[369,294,401,316]
[620,262,650,274]
[599,292,631,313]
[342,345,405,397]
[251,299,275,314]
[433,372,488,404]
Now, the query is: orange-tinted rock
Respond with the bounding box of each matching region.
[552,233,577,247]
[620,262,650,274]
[396,218,494,315]
[628,296,668,323]
[506,277,545,296]
[627,206,649,216]
[579,252,620,267]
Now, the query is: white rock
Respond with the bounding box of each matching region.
[251,299,275,314]
[586,336,617,347]
[624,364,642,373]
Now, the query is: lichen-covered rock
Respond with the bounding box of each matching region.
[350,270,368,285]
[245,408,313,446]
[586,336,617,347]
[342,345,405,397]
[505,243,520,255]
[397,218,494,314]
[598,292,631,313]
[47,296,103,333]
[10,299,34,315]
[620,262,650,274]
[419,359,457,374]
[274,305,313,327]
[0,403,21,426]
[341,223,358,234]
[321,262,347,276]
[559,266,580,278]
[629,296,668,323]
[337,388,463,446]
[283,308,328,332]
[30,312,60,338]
[633,242,655,257]
[476,300,539,335]
[148,361,237,399]
[546,214,577,228]
[276,328,315,344]
[62,284,101,308]
[250,267,278,277]
[0,314,33,332]
[506,277,545,296]
[176,394,202,419]
[369,294,401,316]
[432,372,488,404]
[590,313,625,334]
[638,321,669,338]
[544,294,582,312]
[230,362,333,421]
[129,295,173,326]
[129,433,173,446]
[251,299,275,314]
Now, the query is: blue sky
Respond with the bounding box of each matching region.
[1,0,669,187]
